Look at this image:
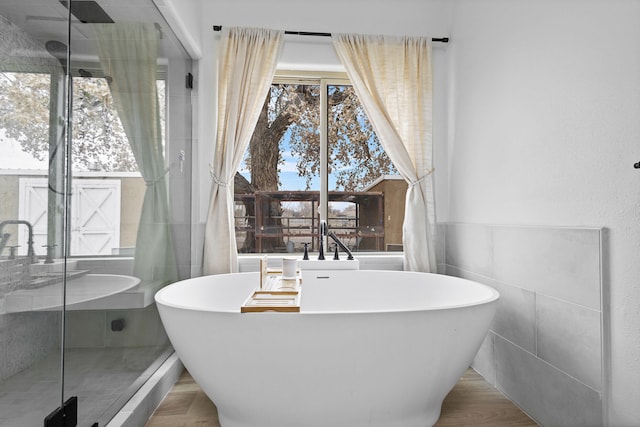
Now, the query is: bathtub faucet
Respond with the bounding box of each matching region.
[318,221,327,260]
[319,220,354,260]
[327,230,354,260]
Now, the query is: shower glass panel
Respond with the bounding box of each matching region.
[0,2,67,425]
[63,1,192,426]
[0,0,192,426]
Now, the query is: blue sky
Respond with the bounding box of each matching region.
[239,136,328,191]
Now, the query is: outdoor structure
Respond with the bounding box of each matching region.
[234,191,384,253]
[365,175,408,251]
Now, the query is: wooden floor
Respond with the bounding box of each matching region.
[144,368,539,427]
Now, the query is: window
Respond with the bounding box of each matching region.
[234,72,407,254]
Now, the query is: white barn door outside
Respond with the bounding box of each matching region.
[17,178,48,257]
[19,178,121,256]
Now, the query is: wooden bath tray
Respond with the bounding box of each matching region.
[241,256,301,312]
[241,290,300,313]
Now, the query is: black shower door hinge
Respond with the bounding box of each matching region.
[44,396,78,427]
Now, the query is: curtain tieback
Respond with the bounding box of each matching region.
[209,164,229,187]
[409,169,435,187]
[144,166,171,187]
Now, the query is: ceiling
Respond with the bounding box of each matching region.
[0,0,188,61]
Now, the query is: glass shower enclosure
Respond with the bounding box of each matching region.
[0,1,192,425]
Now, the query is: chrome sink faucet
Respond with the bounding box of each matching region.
[0,220,37,262]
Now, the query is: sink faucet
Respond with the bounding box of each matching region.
[318,220,354,260]
[0,220,37,263]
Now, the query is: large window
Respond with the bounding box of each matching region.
[235,73,407,254]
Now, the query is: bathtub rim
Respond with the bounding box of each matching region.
[155,270,500,315]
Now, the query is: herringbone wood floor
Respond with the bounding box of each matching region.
[144,368,539,427]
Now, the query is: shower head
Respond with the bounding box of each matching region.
[45,40,68,73]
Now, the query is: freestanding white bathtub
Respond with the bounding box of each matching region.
[155,270,499,427]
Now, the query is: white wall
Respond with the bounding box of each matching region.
[153,0,203,59]
[447,0,640,425]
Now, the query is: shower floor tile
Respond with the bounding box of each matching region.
[0,345,170,427]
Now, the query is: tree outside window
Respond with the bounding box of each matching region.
[235,75,406,254]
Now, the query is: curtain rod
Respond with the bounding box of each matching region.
[212,26,449,43]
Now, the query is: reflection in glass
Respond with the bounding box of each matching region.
[0,3,191,426]
[0,13,65,425]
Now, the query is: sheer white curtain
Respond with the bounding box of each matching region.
[94,23,177,284]
[333,33,436,272]
[203,27,283,275]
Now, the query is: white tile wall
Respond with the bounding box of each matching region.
[496,335,602,427]
[492,226,601,310]
[448,265,537,354]
[445,223,494,277]
[536,294,602,390]
[492,282,536,353]
[443,222,604,427]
